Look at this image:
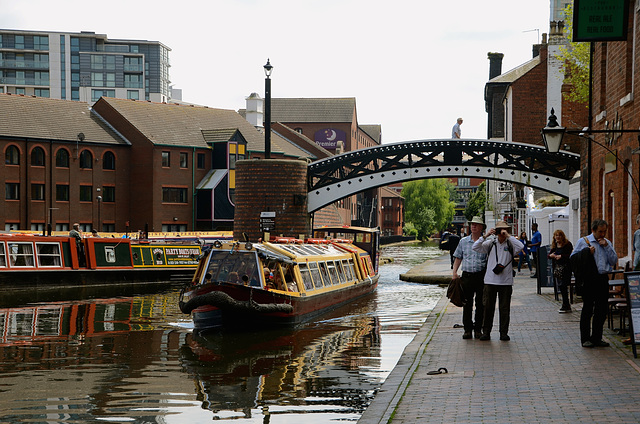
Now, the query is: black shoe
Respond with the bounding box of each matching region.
[479,333,491,341]
[474,331,482,339]
[582,341,595,348]
[462,331,472,339]
[593,340,610,347]
[500,334,510,341]
[530,274,537,278]
[558,307,571,313]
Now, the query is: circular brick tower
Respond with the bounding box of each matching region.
[233,159,310,242]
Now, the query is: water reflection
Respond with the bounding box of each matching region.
[0,243,444,423]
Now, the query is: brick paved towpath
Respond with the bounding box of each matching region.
[360,254,640,424]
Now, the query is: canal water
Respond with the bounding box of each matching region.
[0,244,444,423]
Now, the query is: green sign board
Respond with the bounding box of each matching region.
[573,0,629,42]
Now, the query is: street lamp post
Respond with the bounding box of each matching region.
[264,59,273,159]
[47,207,58,236]
[96,194,102,232]
[542,108,640,226]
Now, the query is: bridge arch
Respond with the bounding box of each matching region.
[307,139,580,213]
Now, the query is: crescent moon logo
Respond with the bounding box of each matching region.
[327,130,336,141]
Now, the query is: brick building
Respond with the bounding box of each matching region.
[0,93,131,233]
[579,0,640,261]
[1,93,311,233]
[380,186,404,237]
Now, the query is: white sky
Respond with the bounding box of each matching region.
[2,0,552,143]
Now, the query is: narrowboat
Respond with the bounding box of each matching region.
[0,232,203,286]
[178,227,379,331]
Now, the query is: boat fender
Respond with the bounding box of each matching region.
[179,291,294,315]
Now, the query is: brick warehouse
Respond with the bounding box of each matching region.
[0,93,311,233]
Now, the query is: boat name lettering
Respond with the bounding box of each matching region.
[165,248,200,256]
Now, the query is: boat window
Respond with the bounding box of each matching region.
[319,262,332,286]
[327,261,341,285]
[340,259,351,281]
[361,254,374,276]
[343,259,355,281]
[298,263,314,290]
[8,242,35,267]
[308,262,324,289]
[335,260,347,283]
[207,252,258,285]
[282,264,298,292]
[0,243,6,267]
[36,243,63,267]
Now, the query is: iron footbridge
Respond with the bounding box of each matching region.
[307,139,580,213]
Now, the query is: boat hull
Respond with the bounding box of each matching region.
[185,275,378,331]
[0,267,195,287]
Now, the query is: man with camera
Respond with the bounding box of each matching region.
[452,216,488,340]
[472,221,524,341]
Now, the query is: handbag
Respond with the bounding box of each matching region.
[446,278,465,307]
[553,262,566,280]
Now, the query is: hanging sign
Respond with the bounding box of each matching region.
[573,0,630,42]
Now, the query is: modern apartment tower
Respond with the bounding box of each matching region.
[0,29,171,103]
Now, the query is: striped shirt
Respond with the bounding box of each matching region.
[453,235,488,273]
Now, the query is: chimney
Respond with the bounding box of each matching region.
[532,44,541,58]
[245,92,264,128]
[487,52,504,79]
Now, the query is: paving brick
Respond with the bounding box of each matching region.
[359,254,640,423]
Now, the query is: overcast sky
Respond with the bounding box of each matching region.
[2,0,553,143]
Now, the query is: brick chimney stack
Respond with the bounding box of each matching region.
[487,52,504,80]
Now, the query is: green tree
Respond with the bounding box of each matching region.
[464,181,489,221]
[401,179,455,238]
[557,3,589,106]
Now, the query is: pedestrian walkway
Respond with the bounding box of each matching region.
[360,254,640,423]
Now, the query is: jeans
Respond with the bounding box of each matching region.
[482,284,513,336]
[461,271,485,333]
[517,253,532,272]
[580,273,609,344]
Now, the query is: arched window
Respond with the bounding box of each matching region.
[31,146,45,166]
[5,145,19,165]
[56,148,70,168]
[102,151,115,170]
[79,150,93,169]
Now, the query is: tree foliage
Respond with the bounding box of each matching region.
[557,3,589,106]
[401,179,455,239]
[464,181,489,221]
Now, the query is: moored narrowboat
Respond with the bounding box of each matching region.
[178,227,380,331]
[0,232,204,285]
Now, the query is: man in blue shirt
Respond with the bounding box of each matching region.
[452,216,488,339]
[530,223,542,278]
[571,219,618,348]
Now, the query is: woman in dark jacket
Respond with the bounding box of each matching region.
[549,229,573,313]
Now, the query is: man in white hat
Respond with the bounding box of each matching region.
[452,216,488,339]
[472,220,524,341]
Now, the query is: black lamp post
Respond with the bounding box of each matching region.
[541,108,640,225]
[264,59,273,159]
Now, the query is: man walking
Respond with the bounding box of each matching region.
[530,223,542,278]
[472,221,524,341]
[571,219,618,348]
[451,118,463,139]
[452,216,488,339]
